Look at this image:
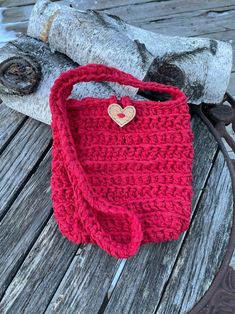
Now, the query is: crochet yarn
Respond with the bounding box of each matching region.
[49,63,194,259]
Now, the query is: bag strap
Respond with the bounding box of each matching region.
[49,63,186,258]
[50,63,186,108]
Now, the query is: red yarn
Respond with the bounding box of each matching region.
[49,63,194,259]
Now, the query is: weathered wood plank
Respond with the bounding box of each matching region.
[0,118,51,220]
[2,1,235,43]
[72,0,170,11]
[72,0,234,15]
[0,0,168,9]
[3,21,28,38]
[229,71,235,95]
[0,217,78,313]
[2,1,234,40]
[199,28,234,44]
[128,6,235,37]
[99,2,235,24]
[0,151,52,300]
[0,5,33,24]
[156,150,233,313]
[230,248,235,269]
[0,7,18,44]
[1,0,232,23]
[0,0,36,7]
[103,153,233,314]
[0,0,64,7]
[43,115,219,313]
[72,0,235,40]
[44,244,122,314]
[0,219,121,313]
[0,103,26,153]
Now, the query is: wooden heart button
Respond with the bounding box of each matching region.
[108,103,136,127]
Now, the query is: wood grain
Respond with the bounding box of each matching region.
[45,245,123,314]
[0,5,33,24]
[0,217,78,313]
[71,0,233,14]
[0,151,52,300]
[0,103,26,153]
[229,72,235,95]
[0,117,51,220]
[0,0,36,7]
[1,0,234,39]
[134,6,235,37]
[156,150,233,313]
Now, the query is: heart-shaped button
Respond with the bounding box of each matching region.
[108,103,136,127]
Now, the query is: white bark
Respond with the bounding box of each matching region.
[27,0,233,104]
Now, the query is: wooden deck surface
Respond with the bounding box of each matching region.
[0,0,235,313]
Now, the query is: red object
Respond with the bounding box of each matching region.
[117,113,125,118]
[49,63,194,259]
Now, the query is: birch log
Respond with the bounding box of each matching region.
[0,35,144,125]
[27,0,233,105]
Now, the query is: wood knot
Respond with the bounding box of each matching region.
[142,61,186,101]
[0,55,41,95]
[155,63,186,89]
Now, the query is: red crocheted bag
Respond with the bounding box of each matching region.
[49,63,194,259]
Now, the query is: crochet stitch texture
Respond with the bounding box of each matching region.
[49,63,194,259]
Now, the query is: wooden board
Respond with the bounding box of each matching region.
[0,217,78,313]
[0,103,26,153]
[0,113,51,220]
[0,151,53,300]
[103,150,232,314]
[0,0,36,7]
[0,5,33,24]
[2,0,233,24]
[156,150,233,313]
[1,1,234,37]
[72,0,233,13]
[229,72,235,95]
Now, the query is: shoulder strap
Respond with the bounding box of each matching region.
[50,63,186,107]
